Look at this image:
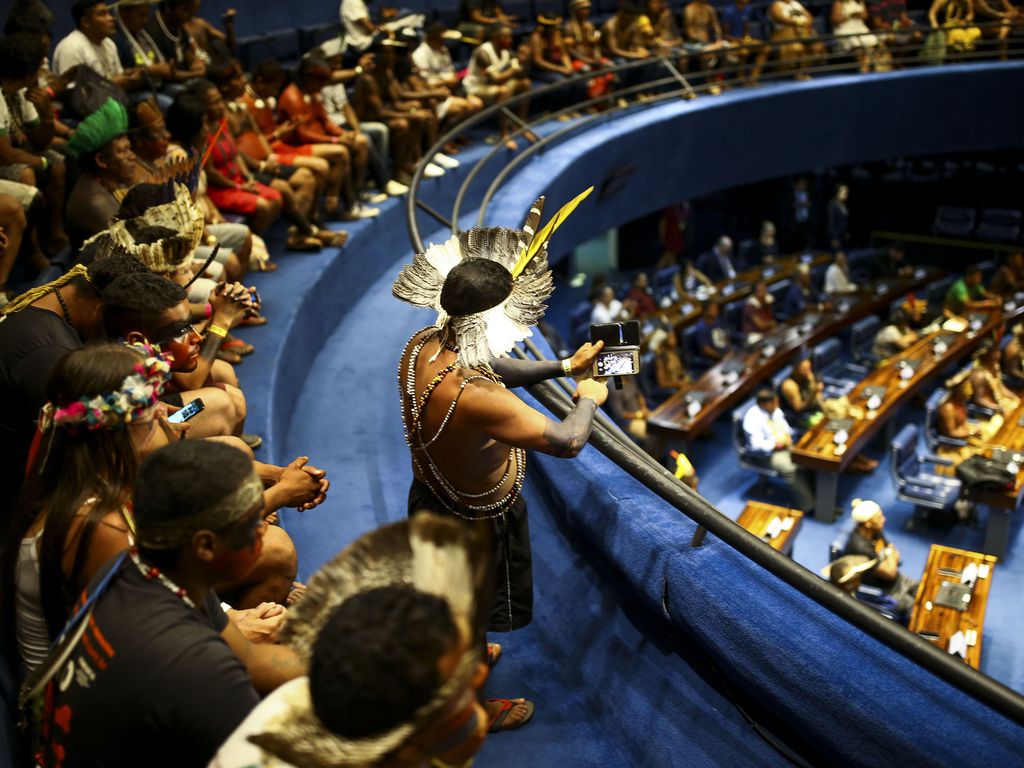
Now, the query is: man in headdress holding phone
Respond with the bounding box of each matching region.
[393,189,607,732]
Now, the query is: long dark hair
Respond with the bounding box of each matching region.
[1,345,143,658]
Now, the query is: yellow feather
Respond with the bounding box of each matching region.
[511,186,594,279]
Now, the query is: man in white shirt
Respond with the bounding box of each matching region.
[824,251,859,295]
[742,388,813,512]
[341,0,378,56]
[53,0,141,93]
[590,285,623,324]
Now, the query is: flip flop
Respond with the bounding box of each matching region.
[486,642,502,667]
[486,698,534,733]
[222,337,254,356]
[238,314,268,327]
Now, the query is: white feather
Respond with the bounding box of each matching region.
[423,236,463,280]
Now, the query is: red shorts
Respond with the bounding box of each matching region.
[206,182,282,215]
[270,141,314,164]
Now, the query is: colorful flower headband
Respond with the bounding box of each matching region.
[39,345,171,433]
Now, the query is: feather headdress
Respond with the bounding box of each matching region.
[81,183,205,274]
[393,187,593,369]
[245,515,493,767]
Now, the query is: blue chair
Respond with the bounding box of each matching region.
[856,585,905,623]
[768,279,791,309]
[568,301,592,348]
[639,351,676,405]
[724,299,746,342]
[889,424,962,517]
[933,206,976,238]
[652,265,680,301]
[849,315,881,367]
[828,516,857,560]
[976,209,1021,243]
[811,338,860,396]
[926,275,955,316]
[922,387,993,453]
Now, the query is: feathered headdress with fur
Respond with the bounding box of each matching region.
[80,183,205,274]
[393,187,593,369]
[245,515,493,767]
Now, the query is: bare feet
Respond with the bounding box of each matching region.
[504,138,518,151]
[287,581,307,606]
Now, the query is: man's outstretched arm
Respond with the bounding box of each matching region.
[489,341,605,388]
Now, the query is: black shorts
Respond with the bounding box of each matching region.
[408,477,532,633]
[253,163,298,186]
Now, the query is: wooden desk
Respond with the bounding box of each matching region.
[736,501,803,556]
[908,544,996,670]
[791,308,1022,521]
[648,269,940,443]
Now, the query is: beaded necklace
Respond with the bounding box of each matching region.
[53,287,73,326]
[129,547,195,608]
[398,328,525,520]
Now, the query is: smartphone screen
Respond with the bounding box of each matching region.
[595,350,639,377]
[167,398,205,424]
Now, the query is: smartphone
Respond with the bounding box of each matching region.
[594,349,640,377]
[590,320,641,347]
[249,288,261,306]
[168,398,205,424]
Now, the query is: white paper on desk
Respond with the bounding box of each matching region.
[942,317,968,333]
[948,631,968,659]
[979,563,991,579]
[765,517,782,539]
[781,516,794,531]
[961,562,978,587]
[687,400,702,418]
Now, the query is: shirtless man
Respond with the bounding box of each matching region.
[393,195,607,733]
[683,0,730,73]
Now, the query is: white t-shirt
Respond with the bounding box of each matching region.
[341,0,374,52]
[208,677,308,768]
[591,299,623,325]
[0,89,39,137]
[412,42,456,83]
[320,83,349,126]
[53,29,124,80]
[824,263,857,294]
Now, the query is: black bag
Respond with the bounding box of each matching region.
[955,454,1015,493]
[63,65,129,120]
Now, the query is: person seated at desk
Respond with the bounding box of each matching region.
[591,284,624,324]
[970,340,1020,415]
[873,241,914,279]
[654,329,689,390]
[742,389,814,512]
[829,555,905,620]
[1002,324,1024,383]
[872,307,919,360]
[988,251,1024,298]
[944,263,999,318]
[697,235,738,283]
[627,272,659,317]
[843,499,919,615]
[781,263,827,318]
[693,300,731,360]
[936,370,999,462]
[673,257,714,298]
[824,251,858,295]
[741,280,776,335]
[780,357,879,471]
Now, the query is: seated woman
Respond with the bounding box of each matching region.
[563,0,616,104]
[769,0,828,78]
[1003,325,1024,383]
[831,0,885,72]
[672,257,714,298]
[970,340,1020,415]
[936,370,999,462]
[655,329,689,390]
[529,15,578,84]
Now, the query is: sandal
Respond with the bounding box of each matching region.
[222,336,255,356]
[311,227,349,247]
[486,698,534,733]
[486,642,502,667]
[238,314,268,327]
[253,259,279,272]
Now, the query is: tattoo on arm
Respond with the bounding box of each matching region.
[542,398,598,457]
[489,357,563,388]
[200,332,225,364]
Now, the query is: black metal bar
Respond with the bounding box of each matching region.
[524,374,1024,726]
[414,198,453,230]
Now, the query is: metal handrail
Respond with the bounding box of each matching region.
[402,30,1024,727]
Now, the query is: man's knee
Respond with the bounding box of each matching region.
[210,358,239,387]
[203,434,255,458]
[258,524,298,578]
[224,383,247,424]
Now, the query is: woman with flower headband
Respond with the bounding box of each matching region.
[2,343,177,673]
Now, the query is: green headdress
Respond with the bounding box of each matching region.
[68,98,129,157]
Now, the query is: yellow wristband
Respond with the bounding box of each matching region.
[208,324,229,338]
[562,358,574,377]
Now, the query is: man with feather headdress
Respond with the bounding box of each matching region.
[393,190,608,731]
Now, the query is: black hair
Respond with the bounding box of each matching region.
[102,271,187,339]
[439,259,513,316]
[298,55,330,80]
[206,60,240,87]
[188,78,218,99]
[489,23,511,39]
[425,20,447,36]
[72,0,104,27]
[123,223,176,243]
[890,307,908,327]
[965,263,983,277]
[77,251,148,299]
[134,440,256,563]
[116,183,175,220]
[254,58,285,82]
[756,387,776,405]
[4,0,54,36]
[165,92,206,148]
[309,586,458,738]
[888,241,906,253]
[0,31,46,80]
[702,300,720,314]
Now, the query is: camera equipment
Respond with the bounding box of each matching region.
[589,320,641,387]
